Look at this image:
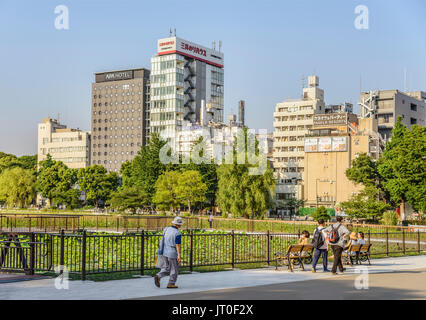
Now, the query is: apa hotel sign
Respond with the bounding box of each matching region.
[104,71,133,81]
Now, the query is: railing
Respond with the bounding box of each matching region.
[1,230,424,280]
[1,213,425,235]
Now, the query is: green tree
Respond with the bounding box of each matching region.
[153,171,182,211]
[0,153,37,175]
[216,129,275,219]
[284,197,305,218]
[77,165,119,207]
[51,166,80,209]
[121,133,168,203]
[345,153,378,187]
[108,186,149,214]
[311,206,331,221]
[37,160,70,205]
[378,118,426,216]
[0,167,36,208]
[340,186,392,222]
[176,170,207,213]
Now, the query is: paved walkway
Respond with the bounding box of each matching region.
[1,255,425,300]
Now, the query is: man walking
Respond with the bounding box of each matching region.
[324,216,350,275]
[208,211,214,229]
[154,217,184,289]
[311,219,329,273]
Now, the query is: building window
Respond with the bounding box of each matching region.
[410,103,417,112]
[410,118,417,125]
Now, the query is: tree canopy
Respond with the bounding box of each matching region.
[0,167,36,208]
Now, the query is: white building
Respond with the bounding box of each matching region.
[272,76,325,203]
[150,36,224,147]
[37,118,91,169]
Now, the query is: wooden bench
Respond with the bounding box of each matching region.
[342,243,372,265]
[274,244,314,272]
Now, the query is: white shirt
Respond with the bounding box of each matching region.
[315,226,328,250]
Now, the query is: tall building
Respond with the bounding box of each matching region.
[304,116,380,208]
[38,118,91,169]
[150,36,224,146]
[238,100,245,126]
[91,68,150,172]
[359,90,426,141]
[272,75,325,203]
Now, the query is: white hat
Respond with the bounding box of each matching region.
[172,216,185,226]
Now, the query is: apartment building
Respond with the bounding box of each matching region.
[272,76,325,203]
[37,118,91,169]
[91,68,150,172]
[359,90,426,141]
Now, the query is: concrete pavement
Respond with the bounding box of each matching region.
[0,255,425,300]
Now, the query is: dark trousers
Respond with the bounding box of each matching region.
[312,248,328,271]
[331,245,344,273]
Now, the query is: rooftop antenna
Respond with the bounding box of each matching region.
[174,28,176,37]
[212,41,216,50]
[169,28,172,36]
[219,40,222,52]
[404,68,407,92]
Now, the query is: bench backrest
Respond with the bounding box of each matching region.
[349,244,362,252]
[360,244,371,252]
[301,244,314,253]
[287,244,304,254]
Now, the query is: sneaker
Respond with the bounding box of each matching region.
[323,269,330,272]
[312,268,316,273]
[154,275,160,288]
[332,272,338,275]
[167,284,178,289]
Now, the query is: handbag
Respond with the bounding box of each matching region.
[155,227,168,268]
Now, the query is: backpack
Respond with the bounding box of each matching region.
[328,224,341,244]
[312,227,325,249]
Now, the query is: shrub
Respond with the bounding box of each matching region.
[381,210,398,226]
[311,206,331,222]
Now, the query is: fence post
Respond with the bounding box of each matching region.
[116,217,120,232]
[190,229,194,273]
[231,230,235,269]
[386,228,389,256]
[60,229,65,275]
[81,230,87,281]
[402,229,405,255]
[140,230,145,275]
[29,232,35,275]
[418,231,421,254]
[267,230,270,265]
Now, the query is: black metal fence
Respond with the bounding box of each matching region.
[1,230,424,280]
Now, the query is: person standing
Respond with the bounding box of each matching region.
[208,211,214,229]
[324,216,350,275]
[154,217,184,289]
[311,219,329,273]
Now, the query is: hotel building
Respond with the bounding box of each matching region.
[91,68,150,172]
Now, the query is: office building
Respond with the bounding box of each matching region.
[150,36,224,146]
[303,115,380,208]
[272,75,325,202]
[91,68,150,172]
[359,90,426,141]
[37,118,91,169]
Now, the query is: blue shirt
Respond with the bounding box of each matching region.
[158,226,182,259]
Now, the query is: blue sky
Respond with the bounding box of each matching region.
[0,0,425,156]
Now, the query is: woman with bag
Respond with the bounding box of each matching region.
[154,217,184,289]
